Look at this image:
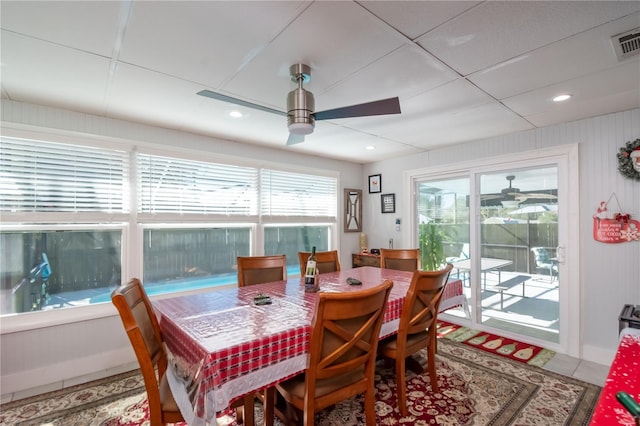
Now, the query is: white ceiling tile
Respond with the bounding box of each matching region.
[119,1,309,89]
[525,89,640,128]
[382,103,534,149]
[107,63,209,131]
[315,44,458,111]
[338,78,495,135]
[288,124,423,163]
[0,32,110,115]
[469,13,640,99]
[185,92,291,148]
[502,59,640,117]
[221,1,407,108]
[0,1,124,56]
[358,1,481,40]
[418,1,640,75]
[1,1,637,163]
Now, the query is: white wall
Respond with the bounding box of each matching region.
[0,99,364,395]
[1,101,638,394]
[363,108,640,365]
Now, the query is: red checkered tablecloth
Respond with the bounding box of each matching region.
[153,267,462,425]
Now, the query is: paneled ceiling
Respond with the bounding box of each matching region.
[1,1,639,163]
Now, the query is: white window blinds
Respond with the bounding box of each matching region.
[260,169,337,218]
[0,137,128,212]
[137,154,258,215]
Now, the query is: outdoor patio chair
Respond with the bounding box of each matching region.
[531,247,558,281]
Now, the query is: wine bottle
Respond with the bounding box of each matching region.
[305,246,318,292]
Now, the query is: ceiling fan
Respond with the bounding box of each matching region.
[197,64,401,146]
[481,175,557,206]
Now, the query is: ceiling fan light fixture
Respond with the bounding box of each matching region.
[501,200,521,208]
[287,85,315,136]
[288,122,314,135]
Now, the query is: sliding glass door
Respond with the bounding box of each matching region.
[415,176,471,311]
[411,149,576,353]
[478,166,559,343]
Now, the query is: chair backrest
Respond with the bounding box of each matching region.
[397,264,453,343]
[380,248,421,271]
[297,250,341,275]
[306,280,393,406]
[237,254,287,287]
[531,247,551,265]
[111,278,168,424]
[459,243,470,259]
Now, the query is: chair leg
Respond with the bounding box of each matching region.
[364,388,377,426]
[427,340,439,393]
[303,400,314,426]
[263,388,276,426]
[396,356,407,416]
[243,395,255,425]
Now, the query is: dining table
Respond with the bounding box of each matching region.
[153,266,464,426]
[452,257,513,288]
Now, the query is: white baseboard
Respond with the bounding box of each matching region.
[2,347,137,396]
[581,343,616,367]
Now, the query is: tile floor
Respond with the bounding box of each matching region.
[542,353,610,386]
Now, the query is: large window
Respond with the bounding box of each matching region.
[0,137,338,315]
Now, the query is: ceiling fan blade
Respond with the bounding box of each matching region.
[197,90,286,116]
[518,192,558,199]
[286,133,305,146]
[313,97,401,121]
[481,194,504,201]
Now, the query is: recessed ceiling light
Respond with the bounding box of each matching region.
[553,94,571,102]
[365,146,376,150]
[229,110,243,118]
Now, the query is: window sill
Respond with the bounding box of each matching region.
[0,282,240,335]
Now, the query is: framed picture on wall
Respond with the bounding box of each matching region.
[369,174,382,193]
[381,193,395,213]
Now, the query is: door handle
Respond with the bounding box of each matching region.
[555,246,565,264]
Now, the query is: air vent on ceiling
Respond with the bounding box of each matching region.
[611,28,640,61]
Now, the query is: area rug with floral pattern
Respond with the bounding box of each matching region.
[0,339,600,426]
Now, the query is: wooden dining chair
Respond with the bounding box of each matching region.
[112,279,254,426]
[237,255,287,287]
[297,250,341,275]
[380,248,421,271]
[236,255,288,425]
[377,264,453,416]
[275,280,393,426]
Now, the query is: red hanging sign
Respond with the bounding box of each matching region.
[592,196,639,243]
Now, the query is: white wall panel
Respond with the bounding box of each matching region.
[1,100,638,393]
[365,107,640,365]
[0,99,364,396]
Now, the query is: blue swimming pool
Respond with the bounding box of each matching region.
[88,265,301,304]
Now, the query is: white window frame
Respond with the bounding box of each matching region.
[0,130,339,333]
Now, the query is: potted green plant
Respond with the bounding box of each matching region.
[419,223,448,271]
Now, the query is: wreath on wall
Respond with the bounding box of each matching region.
[617,138,640,181]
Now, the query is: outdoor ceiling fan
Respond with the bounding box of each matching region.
[197,64,401,146]
[481,175,557,206]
